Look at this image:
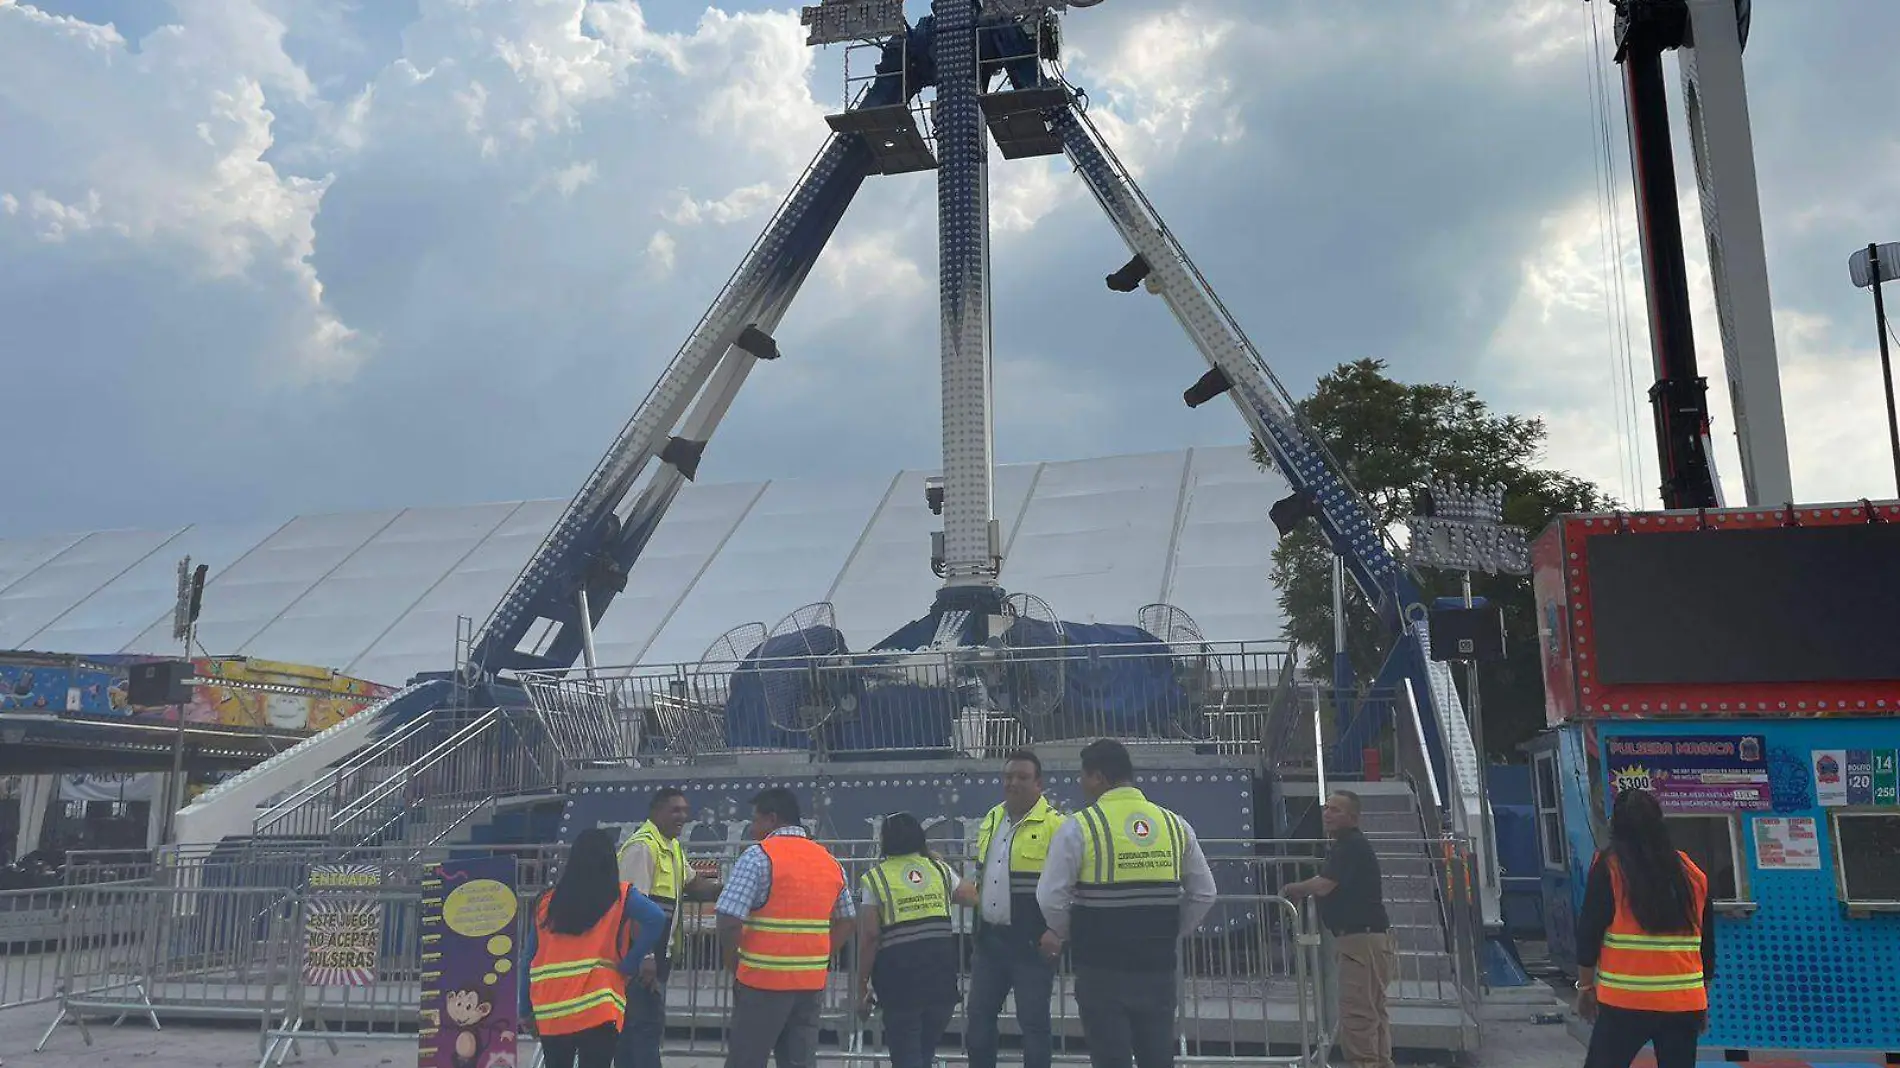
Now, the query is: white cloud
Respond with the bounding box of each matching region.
[1482,181,1899,511]
[664,181,781,227]
[6,0,1898,545]
[0,0,359,379]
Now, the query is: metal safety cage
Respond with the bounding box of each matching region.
[515,640,1295,766]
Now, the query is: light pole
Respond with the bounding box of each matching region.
[1849,242,1900,495]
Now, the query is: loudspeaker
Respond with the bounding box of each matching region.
[128,659,193,706]
[1429,605,1506,662]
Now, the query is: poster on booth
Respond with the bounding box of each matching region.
[304,865,383,986]
[1812,749,1899,807]
[419,855,521,1068]
[1605,735,1770,812]
[1753,816,1821,870]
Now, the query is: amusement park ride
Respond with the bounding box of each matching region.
[462,0,1495,911]
[175,1,1840,1026]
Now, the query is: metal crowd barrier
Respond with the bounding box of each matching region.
[27,843,564,1051]
[250,884,1323,1068]
[1,885,69,1012]
[19,834,1483,1065]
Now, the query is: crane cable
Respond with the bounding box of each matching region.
[1580,0,1649,509]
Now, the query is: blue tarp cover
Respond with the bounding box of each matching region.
[721,619,1193,751]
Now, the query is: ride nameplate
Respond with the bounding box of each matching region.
[983,0,1108,13]
[801,0,905,46]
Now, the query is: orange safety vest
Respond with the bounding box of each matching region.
[1596,852,1709,1013]
[528,884,633,1035]
[735,836,844,992]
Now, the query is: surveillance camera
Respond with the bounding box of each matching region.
[925,476,945,516]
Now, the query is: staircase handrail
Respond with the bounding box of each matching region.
[252,710,441,837]
[329,709,501,837]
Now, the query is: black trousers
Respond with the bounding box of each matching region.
[1584,1004,1703,1068]
[1073,967,1178,1068]
[539,1022,619,1068]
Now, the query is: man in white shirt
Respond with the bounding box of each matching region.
[964,750,1065,1068]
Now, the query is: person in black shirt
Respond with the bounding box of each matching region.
[1285,790,1394,1068]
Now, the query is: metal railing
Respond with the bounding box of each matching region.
[16,833,1484,1060]
[329,709,562,850]
[251,709,445,839]
[519,640,1295,766]
[250,707,562,849]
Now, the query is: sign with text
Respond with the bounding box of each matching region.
[419,854,521,1068]
[1814,749,1899,807]
[800,0,905,45]
[1753,816,1821,871]
[303,865,383,986]
[1605,734,1770,813]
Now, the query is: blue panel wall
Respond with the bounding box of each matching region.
[560,763,1261,934]
[1598,718,1900,1051]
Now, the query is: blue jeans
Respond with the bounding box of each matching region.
[618,978,666,1068]
[964,935,1055,1068]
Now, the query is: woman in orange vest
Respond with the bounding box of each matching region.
[1575,789,1714,1068]
[522,827,669,1068]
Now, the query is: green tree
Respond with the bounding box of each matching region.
[1254,358,1615,759]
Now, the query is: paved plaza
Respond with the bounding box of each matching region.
[0,1003,1589,1068]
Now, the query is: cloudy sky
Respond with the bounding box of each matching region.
[3,0,1897,540]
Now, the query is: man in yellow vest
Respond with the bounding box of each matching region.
[618,787,724,1068]
[715,787,854,1068]
[964,749,1065,1068]
[1037,739,1216,1068]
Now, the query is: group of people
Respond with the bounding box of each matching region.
[521,737,1717,1068]
[518,739,1218,1068]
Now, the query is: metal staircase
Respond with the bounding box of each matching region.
[247,707,562,852]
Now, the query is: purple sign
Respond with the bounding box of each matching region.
[1605,734,1770,812]
[419,854,523,1068]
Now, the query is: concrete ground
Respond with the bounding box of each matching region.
[1,1007,1589,1068]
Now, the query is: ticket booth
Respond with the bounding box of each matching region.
[1530,503,1900,1056]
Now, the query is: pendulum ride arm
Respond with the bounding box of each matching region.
[999,51,1498,922]
[469,74,916,677]
[1613,0,1791,508]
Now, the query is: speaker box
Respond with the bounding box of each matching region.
[1429,605,1506,663]
[128,659,193,706]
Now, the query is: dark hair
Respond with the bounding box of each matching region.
[880,812,928,857]
[649,787,686,814]
[542,828,621,936]
[1003,749,1043,778]
[1330,789,1363,818]
[752,787,802,827]
[1609,789,1696,933]
[1079,738,1134,785]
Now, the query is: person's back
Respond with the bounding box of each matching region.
[736,833,846,991]
[1038,739,1217,1068]
[857,814,965,1068]
[717,787,854,1068]
[861,851,960,1008]
[1576,789,1714,1068]
[523,827,668,1068]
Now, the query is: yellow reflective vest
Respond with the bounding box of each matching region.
[1071,786,1186,972]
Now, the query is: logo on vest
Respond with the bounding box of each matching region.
[1125,813,1156,846]
[904,866,927,887]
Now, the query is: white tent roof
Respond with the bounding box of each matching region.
[0,446,1290,686]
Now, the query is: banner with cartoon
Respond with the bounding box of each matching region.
[0,651,394,732]
[420,854,521,1068]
